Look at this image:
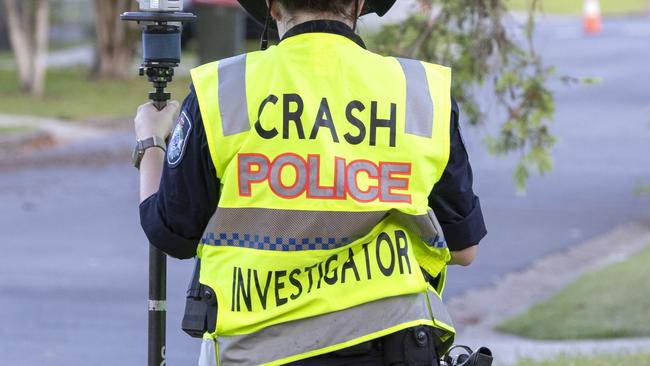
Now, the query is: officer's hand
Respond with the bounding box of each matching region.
[134,101,180,141]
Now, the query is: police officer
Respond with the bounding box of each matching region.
[135,0,487,365]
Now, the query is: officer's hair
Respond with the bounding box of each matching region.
[277,0,358,21]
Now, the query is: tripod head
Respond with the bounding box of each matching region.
[121,1,196,110]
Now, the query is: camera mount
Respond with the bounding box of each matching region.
[121,7,196,366]
[121,11,196,110]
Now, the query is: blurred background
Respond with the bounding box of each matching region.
[0,0,649,365]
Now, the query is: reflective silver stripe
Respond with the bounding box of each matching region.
[217,291,449,366]
[397,58,434,138]
[427,290,454,327]
[218,54,250,136]
[392,209,446,248]
[427,209,447,248]
[202,208,388,251]
[201,208,448,251]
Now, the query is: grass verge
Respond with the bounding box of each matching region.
[0,67,191,121]
[506,0,650,15]
[516,352,650,365]
[497,244,650,340]
[0,125,35,134]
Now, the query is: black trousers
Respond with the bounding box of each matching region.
[286,326,440,366]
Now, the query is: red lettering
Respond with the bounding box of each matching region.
[237,153,412,203]
[268,153,308,199]
[379,162,412,204]
[347,159,380,202]
[238,153,270,197]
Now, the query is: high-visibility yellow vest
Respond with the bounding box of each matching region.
[191,32,455,366]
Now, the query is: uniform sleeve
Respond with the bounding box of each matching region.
[139,85,220,259]
[429,99,487,252]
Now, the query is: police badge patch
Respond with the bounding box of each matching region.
[167,111,192,167]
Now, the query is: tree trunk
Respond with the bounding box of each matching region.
[5,0,33,92]
[31,0,49,97]
[3,0,49,97]
[93,0,139,79]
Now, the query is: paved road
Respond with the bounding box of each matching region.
[1,17,649,365]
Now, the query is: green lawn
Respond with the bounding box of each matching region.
[0,125,35,134]
[0,67,191,121]
[0,51,14,67]
[507,0,650,15]
[498,244,650,340]
[516,352,650,366]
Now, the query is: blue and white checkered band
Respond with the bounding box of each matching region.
[167,110,192,167]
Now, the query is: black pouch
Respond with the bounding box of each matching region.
[463,348,493,366]
[182,258,218,338]
[383,326,439,366]
[442,345,493,366]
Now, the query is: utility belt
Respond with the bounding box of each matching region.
[287,326,440,366]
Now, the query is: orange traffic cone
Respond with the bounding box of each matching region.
[583,0,602,35]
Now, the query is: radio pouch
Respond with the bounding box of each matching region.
[182,258,218,338]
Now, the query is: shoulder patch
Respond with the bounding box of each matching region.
[167,110,192,168]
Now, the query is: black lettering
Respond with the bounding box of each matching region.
[370,101,396,147]
[395,230,412,274]
[317,262,324,289]
[254,270,273,310]
[274,270,288,307]
[341,248,360,283]
[231,267,237,312]
[376,232,396,277]
[283,93,305,139]
[289,268,303,300]
[344,100,366,145]
[255,94,279,139]
[236,267,253,312]
[323,255,339,285]
[310,97,339,143]
[362,243,372,280]
[305,264,317,293]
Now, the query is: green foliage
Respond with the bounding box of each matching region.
[516,352,650,366]
[637,184,650,195]
[498,244,650,340]
[368,0,557,191]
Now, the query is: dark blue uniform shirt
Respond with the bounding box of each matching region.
[140,21,487,260]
